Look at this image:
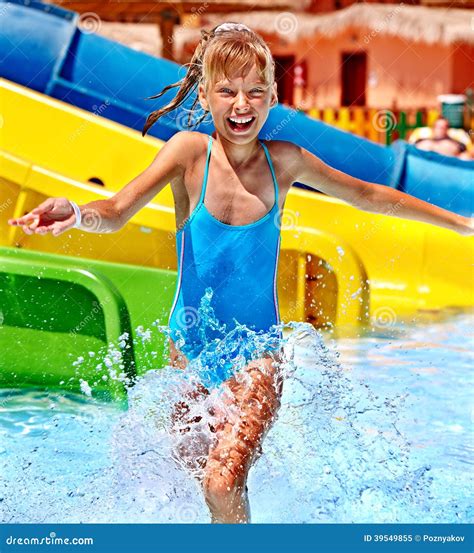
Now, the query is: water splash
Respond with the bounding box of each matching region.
[4,291,466,523]
[153,287,284,389]
[83,317,434,523]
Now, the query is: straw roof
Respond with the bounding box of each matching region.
[178,0,311,7]
[47,0,311,22]
[94,3,474,59]
[195,3,474,46]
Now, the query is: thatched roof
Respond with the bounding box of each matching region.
[193,4,474,46]
[50,0,311,22]
[94,3,474,59]
[180,0,310,7]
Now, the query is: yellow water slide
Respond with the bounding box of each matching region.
[1,79,472,333]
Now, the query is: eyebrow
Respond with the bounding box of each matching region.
[215,81,267,88]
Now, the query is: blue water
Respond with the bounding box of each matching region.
[0,312,472,523]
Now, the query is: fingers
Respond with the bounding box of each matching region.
[9,215,75,237]
[30,198,57,216]
[8,213,37,227]
[8,198,57,227]
[40,216,76,237]
[13,217,39,235]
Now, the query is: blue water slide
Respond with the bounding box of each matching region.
[1,0,472,215]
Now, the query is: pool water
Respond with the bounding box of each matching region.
[0,313,472,523]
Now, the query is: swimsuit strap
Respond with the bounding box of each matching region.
[197,134,214,208]
[259,140,279,205]
[198,135,279,208]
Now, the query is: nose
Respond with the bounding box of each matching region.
[233,90,250,112]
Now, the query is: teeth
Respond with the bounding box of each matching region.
[229,116,254,124]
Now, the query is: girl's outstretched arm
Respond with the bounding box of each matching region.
[286,143,474,236]
[8,131,196,236]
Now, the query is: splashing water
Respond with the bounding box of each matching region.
[1,293,471,523]
[153,287,285,389]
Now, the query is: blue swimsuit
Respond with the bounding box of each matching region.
[168,135,283,380]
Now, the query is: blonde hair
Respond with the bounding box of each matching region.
[142,22,276,136]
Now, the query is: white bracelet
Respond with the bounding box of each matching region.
[69,200,82,228]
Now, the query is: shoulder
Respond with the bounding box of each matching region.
[260,139,303,184]
[162,131,210,170]
[262,139,300,155]
[165,130,206,159]
[262,139,302,164]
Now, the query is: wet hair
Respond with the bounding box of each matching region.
[141,22,276,136]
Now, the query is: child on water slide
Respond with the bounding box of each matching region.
[8,22,474,524]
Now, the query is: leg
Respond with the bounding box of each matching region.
[168,338,215,475]
[167,338,284,522]
[202,350,284,523]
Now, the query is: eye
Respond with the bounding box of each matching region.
[250,88,264,94]
[219,88,233,94]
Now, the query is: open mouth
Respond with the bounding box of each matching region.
[226,116,256,133]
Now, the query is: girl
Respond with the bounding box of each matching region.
[8,22,473,524]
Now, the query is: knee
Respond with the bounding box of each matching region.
[202,460,247,509]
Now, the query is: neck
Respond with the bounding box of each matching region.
[212,132,261,168]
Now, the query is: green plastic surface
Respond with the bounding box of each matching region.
[0,247,176,401]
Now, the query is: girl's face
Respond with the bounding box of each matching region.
[199,63,277,144]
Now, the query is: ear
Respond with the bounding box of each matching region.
[269,82,278,109]
[198,83,209,112]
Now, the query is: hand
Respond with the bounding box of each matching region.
[7,197,77,236]
[457,216,474,237]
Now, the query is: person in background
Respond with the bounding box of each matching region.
[414,117,472,160]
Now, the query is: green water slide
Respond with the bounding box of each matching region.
[0,247,176,402]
